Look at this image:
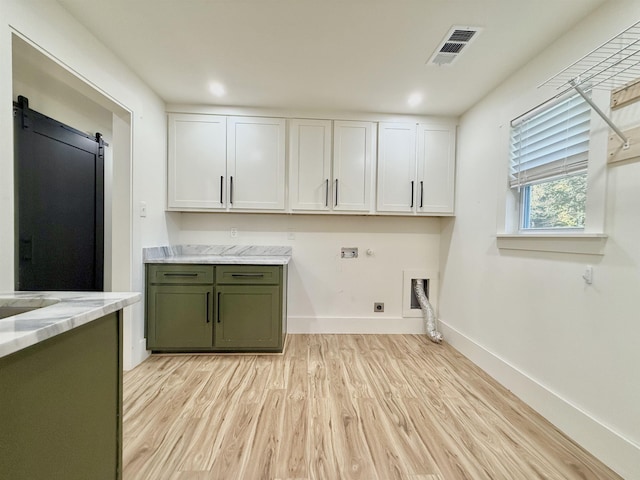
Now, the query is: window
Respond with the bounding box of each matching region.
[510,91,591,230]
[520,173,587,229]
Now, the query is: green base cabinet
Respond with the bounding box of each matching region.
[147,285,213,350]
[146,263,287,353]
[0,312,123,480]
[215,285,281,350]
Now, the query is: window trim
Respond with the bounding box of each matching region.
[496,232,607,255]
[498,89,610,254]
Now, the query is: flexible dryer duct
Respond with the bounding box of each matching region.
[413,279,443,344]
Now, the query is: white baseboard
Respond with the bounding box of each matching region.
[287,316,425,334]
[136,338,150,364]
[123,338,150,371]
[439,320,640,480]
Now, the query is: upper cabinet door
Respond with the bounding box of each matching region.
[227,116,286,210]
[167,113,226,210]
[416,124,456,214]
[332,120,376,212]
[289,119,332,211]
[377,122,417,213]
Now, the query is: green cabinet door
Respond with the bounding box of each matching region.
[214,285,281,350]
[147,285,213,349]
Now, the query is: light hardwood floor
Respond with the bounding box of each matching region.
[122,335,620,479]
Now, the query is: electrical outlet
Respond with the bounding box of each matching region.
[583,265,593,284]
[341,247,358,259]
[230,227,238,238]
[374,302,384,312]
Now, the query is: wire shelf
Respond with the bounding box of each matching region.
[541,20,640,92]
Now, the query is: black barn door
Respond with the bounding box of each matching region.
[14,96,104,291]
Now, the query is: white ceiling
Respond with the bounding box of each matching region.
[57,0,607,117]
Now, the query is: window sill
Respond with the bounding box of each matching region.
[496,233,608,255]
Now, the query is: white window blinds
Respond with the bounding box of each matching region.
[510,91,591,189]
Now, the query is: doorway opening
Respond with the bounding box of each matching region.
[11,33,132,294]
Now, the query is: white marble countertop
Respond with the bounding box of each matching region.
[144,245,292,265]
[0,291,141,359]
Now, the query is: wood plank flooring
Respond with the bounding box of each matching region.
[122,335,621,480]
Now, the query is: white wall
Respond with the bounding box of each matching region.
[0,0,172,368]
[439,1,640,477]
[177,213,441,333]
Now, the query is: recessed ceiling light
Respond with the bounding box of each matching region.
[408,92,423,107]
[209,82,226,97]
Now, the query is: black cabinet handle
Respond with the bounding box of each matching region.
[217,292,221,323]
[231,273,264,278]
[335,179,338,207]
[325,179,329,207]
[411,181,414,208]
[162,272,198,277]
[220,176,224,204]
[230,176,234,205]
[206,291,210,323]
[420,181,424,208]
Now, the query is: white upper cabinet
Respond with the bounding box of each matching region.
[168,112,454,215]
[289,119,332,211]
[416,124,456,214]
[289,119,376,213]
[376,122,417,213]
[332,120,376,212]
[167,114,286,212]
[168,114,226,210]
[377,122,456,215]
[227,116,286,210]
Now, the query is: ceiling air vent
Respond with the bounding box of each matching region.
[428,26,482,66]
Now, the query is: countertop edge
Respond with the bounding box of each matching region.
[143,245,292,265]
[144,255,291,265]
[0,292,141,359]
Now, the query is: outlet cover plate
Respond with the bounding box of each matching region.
[341,247,358,259]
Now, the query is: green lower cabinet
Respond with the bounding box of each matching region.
[145,263,287,353]
[0,312,122,480]
[147,285,213,350]
[214,285,281,350]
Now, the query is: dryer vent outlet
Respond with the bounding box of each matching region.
[411,279,429,309]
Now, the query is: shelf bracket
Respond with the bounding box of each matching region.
[570,79,630,149]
